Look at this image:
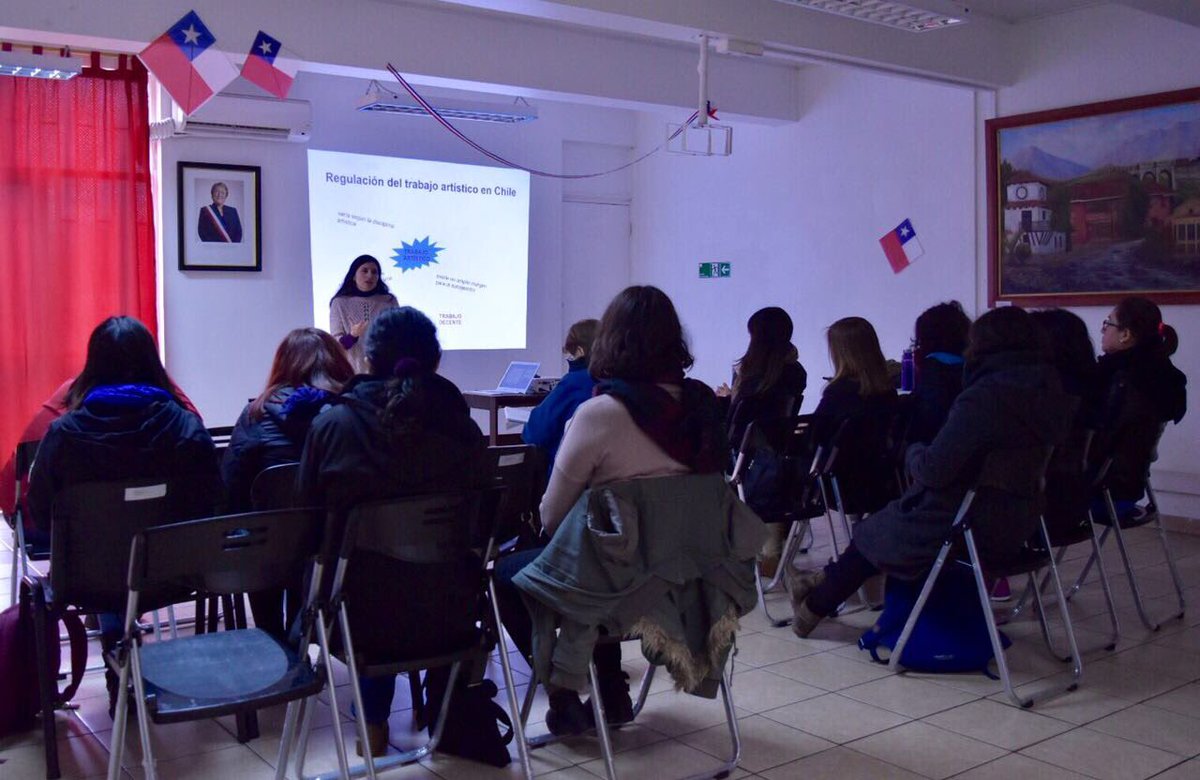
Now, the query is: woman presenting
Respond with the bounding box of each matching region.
[329,254,399,373]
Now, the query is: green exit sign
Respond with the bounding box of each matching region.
[699,262,731,279]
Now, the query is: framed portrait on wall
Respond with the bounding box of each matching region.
[178,161,262,271]
[987,86,1200,306]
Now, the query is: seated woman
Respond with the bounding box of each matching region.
[722,306,807,577]
[811,316,898,515]
[494,285,726,735]
[906,301,970,445]
[522,318,599,469]
[788,307,1075,637]
[298,307,490,758]
[222,327,353,637]
[1093,296,1186,511]
[26,316,218,714]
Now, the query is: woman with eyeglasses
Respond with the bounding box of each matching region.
[1093,296,1186,510]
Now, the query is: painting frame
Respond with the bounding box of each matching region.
[178,161,262,272]
[987,86,1200,307]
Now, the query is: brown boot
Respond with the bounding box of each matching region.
[792,599,825,639]
[356,721,389,758]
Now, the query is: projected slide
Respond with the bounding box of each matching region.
[308,150,530,350]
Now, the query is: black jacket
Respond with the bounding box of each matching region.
[812,377,898,513]
[299,373,491,660]
[28,385,219,532]
[906,355,964,446]
[1092,345,1187,501]
[222,386,334,512]
[727,361,807,450]
[853,351,1075,579]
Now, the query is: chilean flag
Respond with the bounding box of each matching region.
[138,11,238,115]
[241,31,298,99]
[879,218,924,274]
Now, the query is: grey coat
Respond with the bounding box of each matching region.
[513,474,765,696]
[854,350,1075,579]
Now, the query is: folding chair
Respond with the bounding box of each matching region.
[106,507,327,780]
[1070,423,1186,632]
[884,394,917,494]
[816,410,899,553]
[889,446,1084,709]
[728,415,826,626]
[287,489,532,780]
[1010,430,1120,654]
[8,439,45,606]
[487,444,546,549]
[24,476,219,779]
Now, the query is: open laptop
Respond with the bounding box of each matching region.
[475,361,540,395]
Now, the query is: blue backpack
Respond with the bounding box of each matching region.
[858,566,1009,675]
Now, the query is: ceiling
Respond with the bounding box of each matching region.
[959,0,1103,23]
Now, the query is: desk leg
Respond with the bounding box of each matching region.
[489,407,499,446]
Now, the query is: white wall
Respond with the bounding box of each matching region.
[630,66,978,408]
[160,72,636,426]
[989,5,1200,517]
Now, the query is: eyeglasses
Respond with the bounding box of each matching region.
[1101,318,1122,331]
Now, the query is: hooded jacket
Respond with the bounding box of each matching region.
[27,385,218,533]
[852,350,1075,579]
[1093,344,1187,501]
[222,385,335,512]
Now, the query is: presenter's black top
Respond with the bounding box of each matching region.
[198,203,243,242]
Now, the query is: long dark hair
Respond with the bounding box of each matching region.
[1031,308,1095,388]
[66,317,184,410]
[330,254,392,303]
[589,286,693,382]
[826,317,891,396]
[365,307,442,438]
[965,306,1042,362]
[915,301,970,360]
[249,328,355,420]
[1114,296,1179,356]
[733,306,798,396]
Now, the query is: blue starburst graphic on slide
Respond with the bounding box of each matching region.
[391,237,445,272]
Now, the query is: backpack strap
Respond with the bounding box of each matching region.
[56,613,88,703]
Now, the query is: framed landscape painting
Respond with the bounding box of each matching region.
[987,87,1200,306]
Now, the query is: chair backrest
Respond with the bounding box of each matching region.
[731,416,825,521]
[486,445,543,542]
[50,476,220,611]
[340,491,483,567]
[822,408,899,513]
[954,444,1055,564]
[130,508,323,598]
[207,426,235,458]
[251,463,303,510]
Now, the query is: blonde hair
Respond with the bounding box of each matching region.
[827,317,891,397]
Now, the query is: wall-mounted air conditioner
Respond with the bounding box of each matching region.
[151,93,312,143]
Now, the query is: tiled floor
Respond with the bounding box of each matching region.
[3,519,1200,779]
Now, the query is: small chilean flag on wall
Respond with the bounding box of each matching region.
[879,218,924,274]
[139,11,238,115]
[241,31,298,99]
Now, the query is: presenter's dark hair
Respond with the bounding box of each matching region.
[249,328,354,420]
[965,306,1042,362]
[914,301,971,359]
[1113,296,1178,356]
[365,307,442,439]
[563,319,600,357]
[330,254,391,302]
[589,286,693,382]
[67,316,184,410]
[827,317,891,397]
[734,306,798,397]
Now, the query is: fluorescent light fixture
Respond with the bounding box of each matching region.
[0,49,81,79]
[356,87,537,124]
[772,0,968,32]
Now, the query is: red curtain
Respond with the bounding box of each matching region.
[0,53,157,504]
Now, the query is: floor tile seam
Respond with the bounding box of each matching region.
[1147,756,1200,778]
[838,739,958,780]
[1077,720,1200,760]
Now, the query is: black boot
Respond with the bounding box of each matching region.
[589,669,634,726]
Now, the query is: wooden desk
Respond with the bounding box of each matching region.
[463,391,546,446]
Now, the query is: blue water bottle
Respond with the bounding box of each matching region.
[900,347,915,392]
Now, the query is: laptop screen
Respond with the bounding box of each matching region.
[496,361,540,393]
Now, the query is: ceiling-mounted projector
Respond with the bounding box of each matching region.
[357,88,537,124]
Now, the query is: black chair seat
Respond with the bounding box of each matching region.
[1042,517,1095,548]
[139,627,322,724]
[975,546,1052,579]
[348,631,490,680]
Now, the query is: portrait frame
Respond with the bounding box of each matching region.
[178,161,262,271]
[987,86,1200,306]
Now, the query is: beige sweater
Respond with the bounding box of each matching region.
[540,386,690,534]
[329,293,398,373]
